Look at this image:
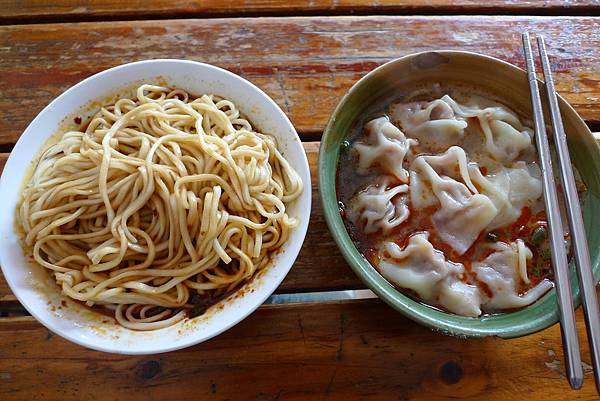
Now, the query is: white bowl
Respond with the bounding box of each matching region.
[0,59,311,354]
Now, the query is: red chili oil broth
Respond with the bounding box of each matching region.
[335,91,560,316]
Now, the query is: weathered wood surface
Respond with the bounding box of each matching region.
[1,0,599,23]
[2,133,598,301]
[1,16,600,147]
[0,143,363,306]
[1,299,599,400]
[0,154,11,302]
[1,11,600,401]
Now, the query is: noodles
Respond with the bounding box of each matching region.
[17,84,303,331]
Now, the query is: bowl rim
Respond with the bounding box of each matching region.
[318,50,597,338]
[0,58,312,354]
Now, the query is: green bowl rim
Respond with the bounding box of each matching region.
[318,50,598,338]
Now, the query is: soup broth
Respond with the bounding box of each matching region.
[336,88,571,317]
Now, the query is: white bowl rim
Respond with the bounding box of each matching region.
[0,59,312,354]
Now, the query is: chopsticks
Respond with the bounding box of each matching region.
[523,32,600,392]
[522,32,583,390]
[537,35,600,393]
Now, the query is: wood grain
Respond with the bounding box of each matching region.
[0,153,12,302]
[1,127,597,302]
[0,16,600,146]
[1,0,599,23]
[0,298,599,400]
[0,143,363,306]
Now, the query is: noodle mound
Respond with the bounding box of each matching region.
[18,84,303,330]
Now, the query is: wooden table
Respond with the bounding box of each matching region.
[1,1,600,400]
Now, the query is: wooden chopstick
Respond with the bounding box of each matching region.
[522,32,584,390]
[537,35,600,393]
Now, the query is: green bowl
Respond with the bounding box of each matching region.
[318,50,600,338]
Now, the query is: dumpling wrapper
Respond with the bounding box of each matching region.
[441,95,534,163]
[390,98,467,152]
[432,192,498,255]
[378,233,482,317]
[353,117,416,183]
[473,241,553,310]
[468,162,543,230]
[438,280,482,318]
[348,180,409,234]
[410,146,498,254]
